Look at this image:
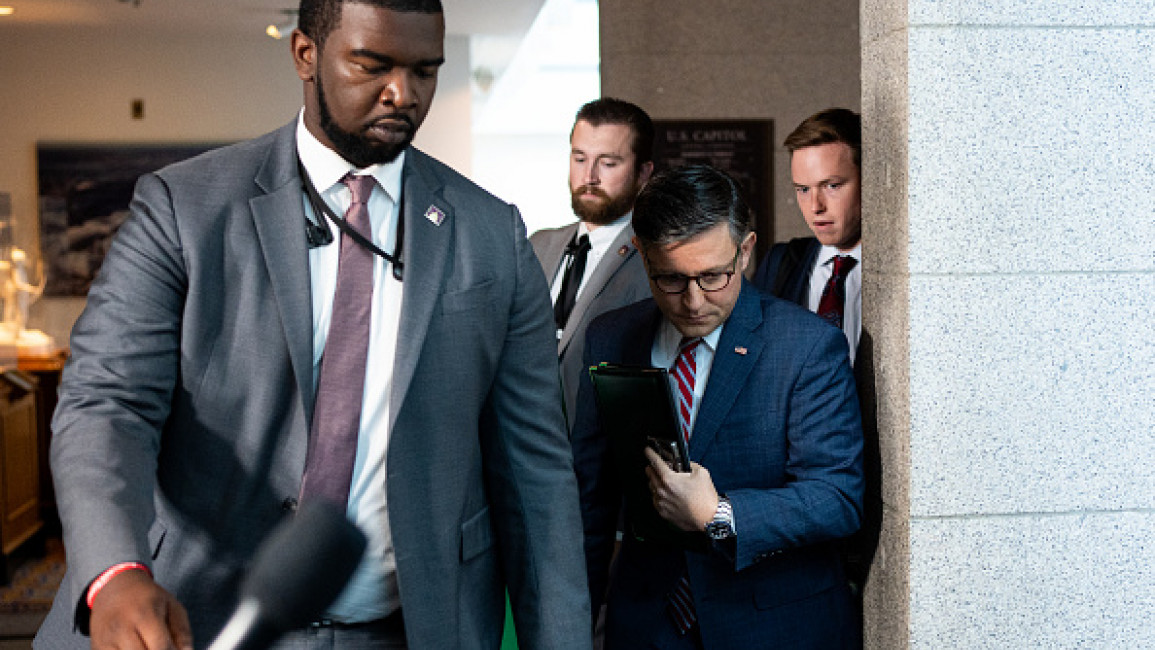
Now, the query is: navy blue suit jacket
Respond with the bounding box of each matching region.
[571,281,864,649]
[751,236,821,307]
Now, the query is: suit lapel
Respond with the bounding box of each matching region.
[688,282,764,459]
[541,223,577,282]
[250,123,316,424]
[389,150,453,430]
[622,302,662,367]
[559,225,639,354]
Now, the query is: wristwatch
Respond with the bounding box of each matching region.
[704,495,735,540]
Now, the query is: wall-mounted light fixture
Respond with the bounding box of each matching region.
[0,6,15,16]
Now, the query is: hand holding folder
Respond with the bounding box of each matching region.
[588,363,707,551]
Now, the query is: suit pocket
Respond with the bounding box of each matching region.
[460,506,495,562]
[440,279,495,315]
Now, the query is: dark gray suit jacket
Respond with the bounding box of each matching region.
[38,121,591,649]
[530,222,651,430]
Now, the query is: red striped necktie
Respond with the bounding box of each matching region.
[671,337,701,442]
[667,336,701,634]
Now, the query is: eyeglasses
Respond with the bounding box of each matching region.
[647,246,741,294]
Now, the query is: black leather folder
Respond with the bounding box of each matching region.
[588,363,707,551]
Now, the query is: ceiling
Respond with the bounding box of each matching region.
[0,0,545,37]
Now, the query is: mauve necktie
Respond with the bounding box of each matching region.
[553,234,591,330]
[299,173,377,507]
[667,337,700,634]
[817,255,857,330]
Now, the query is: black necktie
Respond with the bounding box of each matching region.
[554,234,591,330]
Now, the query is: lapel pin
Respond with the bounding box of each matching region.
[617,244,630,256]
[424,205,446,226]
[734,346,748,356]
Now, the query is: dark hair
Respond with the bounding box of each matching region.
[572,97,655,168]
[784,107,861,168]
[632,165,752,248]
[298,0,443,50]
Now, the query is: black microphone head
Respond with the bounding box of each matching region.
[239,501,367,631]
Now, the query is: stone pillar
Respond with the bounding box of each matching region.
[861,1,1155,647]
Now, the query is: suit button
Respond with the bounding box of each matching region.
[281,497,298,512]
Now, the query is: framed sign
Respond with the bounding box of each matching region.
[652,120,773,259]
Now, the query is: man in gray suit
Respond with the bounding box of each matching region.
[36,1,590,648]
[531,98,655,430]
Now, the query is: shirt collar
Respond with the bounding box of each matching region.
[296,109,405,202]
[578,212,632,251]
[654,316,724,368]
[817,242,862,268]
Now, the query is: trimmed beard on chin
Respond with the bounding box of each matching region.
[571,190,635,226]
[317,75,411,168]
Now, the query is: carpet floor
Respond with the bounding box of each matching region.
[0,537,64,640]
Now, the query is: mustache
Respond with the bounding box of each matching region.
[368,114,415,130]
[572,185,609,200]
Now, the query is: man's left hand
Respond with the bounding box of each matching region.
[644,447,718,532]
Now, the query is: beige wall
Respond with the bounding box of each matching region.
[0,24,470,345]
[598,0,861,251]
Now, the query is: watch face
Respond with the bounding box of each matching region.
[706,522,729,540]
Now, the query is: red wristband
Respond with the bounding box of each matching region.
[86,561,151,609]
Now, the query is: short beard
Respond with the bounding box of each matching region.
[316,71,412,168]
[570,185,637,226]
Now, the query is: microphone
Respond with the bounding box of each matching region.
[206,501,367,650]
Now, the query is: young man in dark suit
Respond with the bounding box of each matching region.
[572,165,864,649]
[753,108,862,365]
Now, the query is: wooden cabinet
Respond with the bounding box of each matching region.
[18,349,66,532]
[0,369,41,574]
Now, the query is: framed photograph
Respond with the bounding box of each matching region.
[37,143,227,296]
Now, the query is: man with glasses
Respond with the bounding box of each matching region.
[570,165,864,649]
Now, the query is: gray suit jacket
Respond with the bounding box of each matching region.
[530,222,651,430]
[38,121,591,649]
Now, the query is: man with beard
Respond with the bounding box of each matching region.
[36,1,590,649]
[531,98,655,430]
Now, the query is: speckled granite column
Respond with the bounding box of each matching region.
[861,1,1155,648]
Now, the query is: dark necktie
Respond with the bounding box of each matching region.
[816,255,857,330]
[553,234,591,331]
[667,337,700,634]
[299,173,377,507]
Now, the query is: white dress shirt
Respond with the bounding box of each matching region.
[297,112,403,622]
[549,212,633,305]
[807,243,862,365]
[650,319,724,437]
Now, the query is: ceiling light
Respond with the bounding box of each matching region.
[266,9,297,40]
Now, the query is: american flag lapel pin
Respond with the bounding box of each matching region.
[424,204,446,226]
[617,244,630,256]
[734,346,748,356]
